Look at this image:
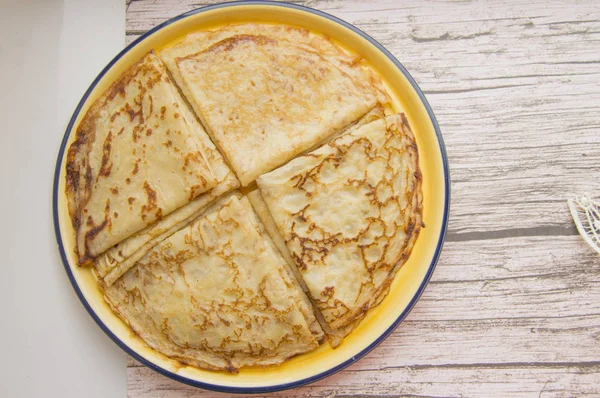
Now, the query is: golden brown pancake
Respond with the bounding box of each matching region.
[257,114,423,343]
[65,22,422,365]
[161,24,387,185]
[159,24,388,111]
[94,82,240,286]
[102,194,322,372]
[66,51,218,265]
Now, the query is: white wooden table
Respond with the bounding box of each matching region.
[125,1,600,396]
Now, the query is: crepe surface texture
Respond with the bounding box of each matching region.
[65,51,218,265]
[161,23,388,186]
[63,22,424,370]
[94,86,240,286]
[257,114,423,342]
[103,195,322,372]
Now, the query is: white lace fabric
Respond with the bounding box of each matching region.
[568,193,600,255]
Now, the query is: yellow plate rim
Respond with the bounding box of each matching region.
[52,0,450,393]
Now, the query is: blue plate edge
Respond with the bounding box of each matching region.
[52,0,451,394]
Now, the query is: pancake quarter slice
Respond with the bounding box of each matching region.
[65,50,218,265]
[172,31,383,185]
[257,114,423,342]
[102,195,321,372]
[94,90,240,286]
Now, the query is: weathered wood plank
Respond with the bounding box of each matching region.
[124,1,600,396]
[127,362,600,398]
[127,314,600,369]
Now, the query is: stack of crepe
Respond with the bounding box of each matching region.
[65,23,422,372]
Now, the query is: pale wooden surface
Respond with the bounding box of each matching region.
[125,0,600,396]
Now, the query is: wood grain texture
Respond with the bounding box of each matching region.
[125,0,600,396]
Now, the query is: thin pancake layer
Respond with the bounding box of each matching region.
[103,195,320,372]
[159,24,388,112]
[247,105,386,347]
[170,27,384,185]
[94,87,240,286]
[247,188,355,347]
[95,175,238,286]
[246,189,325,344]
[66,51,217,264]
[257,114,423,338]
